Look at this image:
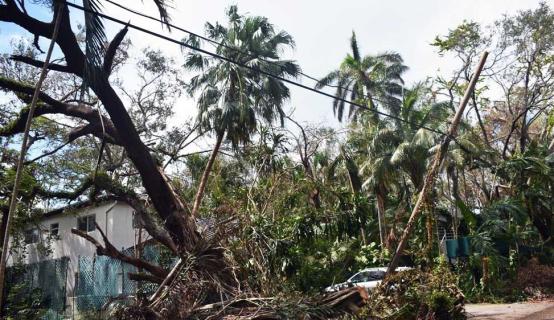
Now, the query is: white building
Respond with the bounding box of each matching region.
[8,198,150,316]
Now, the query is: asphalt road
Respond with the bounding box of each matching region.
[466,301,554,320]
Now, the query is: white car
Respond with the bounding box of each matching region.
[324,266,412,293]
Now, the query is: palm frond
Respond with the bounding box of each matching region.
[350,31,361,62]
[152,0,173,26]
[315,70,340,89]
[83,0,106,69]
[184,53,207,71]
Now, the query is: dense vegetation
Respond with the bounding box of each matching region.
[0,1,553,319]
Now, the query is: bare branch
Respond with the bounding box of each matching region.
[128,272,163,284]
[0,77,121,143]
[71,223,168,279]
[10,55,71,73]
[103,24,129,75]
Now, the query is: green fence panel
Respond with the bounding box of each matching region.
[458,237,471,256]
[5,257,69,317]
[75,244,162,311]
[445,239,459,258]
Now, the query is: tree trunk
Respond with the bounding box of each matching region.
[0,207,8,258]
[375,189,387,250]
[425,205,434,257]
[93,77,198,247]
[387,52,488,274]
[191,132,224,217]
[0,2,201,250]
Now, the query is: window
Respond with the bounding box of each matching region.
[50,223,60,239]
[368,271,385,281]
[77,215,96,232]
[350,271,370,283]
[349,270,385,283]
[24,228,39,244]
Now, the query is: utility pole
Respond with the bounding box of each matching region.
[0,3,64,306]
[387,52,489,274]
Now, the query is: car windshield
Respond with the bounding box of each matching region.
[349,270,385,283]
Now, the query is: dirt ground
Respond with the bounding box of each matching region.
[466,301,554,320]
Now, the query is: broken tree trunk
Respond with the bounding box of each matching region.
[387,52,488,274]
[376,188,388,250]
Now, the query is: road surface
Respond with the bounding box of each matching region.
[466,301,554,320]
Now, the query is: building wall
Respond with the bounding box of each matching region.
[8,201,150,305]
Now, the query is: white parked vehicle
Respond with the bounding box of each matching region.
[324,266,412,293]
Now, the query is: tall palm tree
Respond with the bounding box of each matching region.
[316,31,407,123]
[361,127,401,249]
[359,86,451,249]
[184,5,300,216]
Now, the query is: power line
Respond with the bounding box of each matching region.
[103,1,366,95]
[65,1,450,138]
[104,0,406,109]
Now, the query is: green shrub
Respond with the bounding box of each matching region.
[4,285,47,320]
[361,259,465,320]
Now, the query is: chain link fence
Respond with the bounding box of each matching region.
[5,257,69,320]
[74,244,162,312]
[4,244,165,318]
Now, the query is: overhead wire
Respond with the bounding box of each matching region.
[103,0,416,111]
[66,1,453,139]
[104,0,467,137]
[103,0,372,96]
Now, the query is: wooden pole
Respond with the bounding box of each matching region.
[387,52,488,274]
[0,4,64,306]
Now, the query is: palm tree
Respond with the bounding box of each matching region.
[361,127,401,249]
[316,31,407,123]
[389,87,450,190]
[358,86,451,249]
[184,5,300,217]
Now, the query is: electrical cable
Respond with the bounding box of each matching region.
[66,1,451,138]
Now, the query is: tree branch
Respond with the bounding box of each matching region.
[0,1,85,74]
[24,140,71,164]
[10,55,71,73]
[67,123,121,145]
[103,24,129,75]
[33,177,94,200]
[71,223,168,279]
[128,272,163,284]
[0,77,121,143]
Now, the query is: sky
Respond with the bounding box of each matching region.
[98,0,547,128]
[0,0,550,131]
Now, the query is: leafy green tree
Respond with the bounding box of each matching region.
[345,85,449,249]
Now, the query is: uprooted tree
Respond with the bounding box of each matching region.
[0,1,367,318]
